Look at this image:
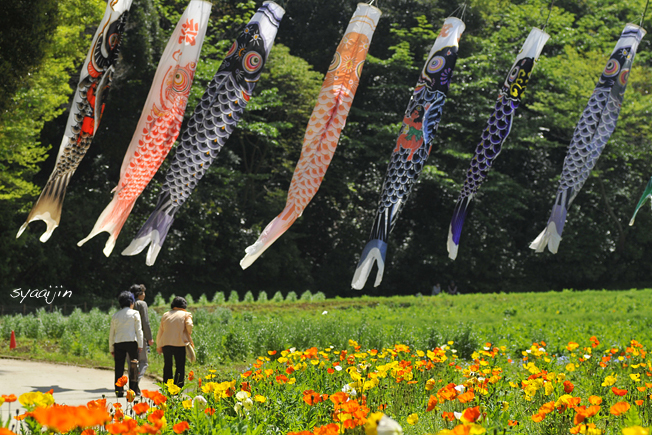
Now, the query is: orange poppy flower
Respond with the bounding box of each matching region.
[563,381,574,394]
[531,413,546,422]
[460,406,481,423]
[612,387,628,396]
[458,390,475,403]
[588,396,602,405]
[508,420,518,426]
[635,400,644,406]
[126,390,135,403]
[442,411,456,421]
[241,382,251,393]
[275,375,289,384]
[81,430,96,435]
[115,376,128,388]
[538,402,555,415]
[610,401,631,416]
[330,392,348,405]
[303,390,322,406]
[188,371,194,381]
[132,403,150,415]
[148,409,165,423]
[106,419,139,435]
[173,421,190,433]
[426,395,438,412]
[313,423,340,435]
[2,395,17,403]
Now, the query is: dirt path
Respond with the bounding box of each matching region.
[0,358,160,420]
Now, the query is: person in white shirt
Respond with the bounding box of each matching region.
[109,291,144,396]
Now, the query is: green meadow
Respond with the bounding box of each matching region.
[2,288,651,373]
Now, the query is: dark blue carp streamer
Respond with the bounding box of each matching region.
[447,28,549,260]
[121,1,284,266]
[531,23,646,254]
[351,18,465,289]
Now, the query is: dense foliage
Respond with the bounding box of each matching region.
[2,0,652,303]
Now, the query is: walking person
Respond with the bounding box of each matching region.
[130,284,153,383]
[109,291,144,397]
[156,296,193,387]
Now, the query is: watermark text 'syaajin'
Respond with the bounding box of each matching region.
[11,286,72,304]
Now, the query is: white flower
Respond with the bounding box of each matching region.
[342,384,357,397]
[451,349,458,354]
[454,411,462,420]
[539,347,546,352]
[376,415,404,435]
[483,346,490,351]
[454,384,465,393]
[334,365,343,371]
[584,354,591,359]
[234,402,243,416]
[289,347,296,353]
[322,310,328,315]
[526,349,532,353]
[192,395,207,411]
[242,398,254,411]
[477,377,486,383]
[235,391,250,401]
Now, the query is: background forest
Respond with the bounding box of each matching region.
[1,0,652,307]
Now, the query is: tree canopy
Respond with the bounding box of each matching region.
[1,0,652,304]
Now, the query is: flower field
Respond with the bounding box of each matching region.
[2,290,652,434]
[3,336,652,434]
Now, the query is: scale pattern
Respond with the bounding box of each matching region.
[78,0,211,256]
[351,17,464,289]
[531,24,645,254]
[449,28,549,260]
[122,1,284,266]
[17,0,133,242]
[240,4,382,270]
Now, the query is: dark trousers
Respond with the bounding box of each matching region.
[162,345,186,387]
[114,341,139,394]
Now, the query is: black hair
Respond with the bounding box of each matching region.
[171,296,187,309]
[118,291,135,308]
[130,284,146,297]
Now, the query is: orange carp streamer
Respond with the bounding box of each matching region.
[78,0,211,256]
[240,3,382,269]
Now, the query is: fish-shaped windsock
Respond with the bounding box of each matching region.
[630,177,652,226]
[78,0,211,256]
[531,23,646,254]
[121,1,284,266]
[16,0,133,242]
[351,17,465,289]
[448,28,549,260]
[239,3,382,270]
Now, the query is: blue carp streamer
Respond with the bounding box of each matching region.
[448,28,549,260]
[531,23,646,254]
[351,18,465,289]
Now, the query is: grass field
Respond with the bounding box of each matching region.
[2,289,652,435]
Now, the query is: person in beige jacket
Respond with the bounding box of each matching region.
[156,296,192,387]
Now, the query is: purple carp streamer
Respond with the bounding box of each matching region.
[78,0,211,256]
[630,177,652,226]
[122,1,284,266]
[531,23,646,254]
[240,4,383,270]
[447,28,549,260]
[351,17,465,289]
[17,0,134,242]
